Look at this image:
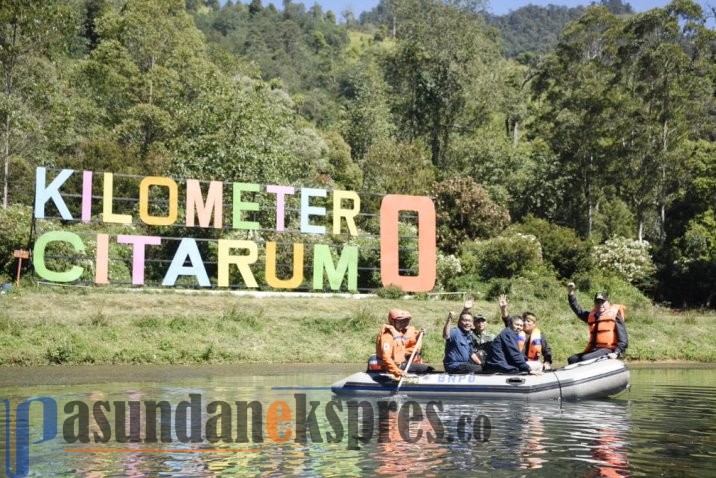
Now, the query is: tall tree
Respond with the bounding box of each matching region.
[72,0,212,174]
[383,0,500,167]
[0,0,78,208]
[614,0,715,242]
[531,6,624,238]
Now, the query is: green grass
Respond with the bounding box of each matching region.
[0,285,714,366]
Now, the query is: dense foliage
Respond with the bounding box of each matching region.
[1,0,714,307]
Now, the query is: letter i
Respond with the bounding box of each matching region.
[82,170,93,223]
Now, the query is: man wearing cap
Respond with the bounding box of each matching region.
[460,298,494,366]
[376,309,432,378]
[566,282,629,364]
[471,314,494,366]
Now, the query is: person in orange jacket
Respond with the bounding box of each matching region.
[376,309,432,378]
[567,283,628,364]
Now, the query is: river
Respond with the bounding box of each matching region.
[1,363,715,477]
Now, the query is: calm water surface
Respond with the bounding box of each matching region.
[1,364,715,477]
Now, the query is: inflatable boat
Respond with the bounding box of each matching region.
[331,357,630,400]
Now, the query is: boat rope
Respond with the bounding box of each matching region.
[552,369,564,403]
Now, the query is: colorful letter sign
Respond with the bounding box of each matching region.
[32,168,437,292]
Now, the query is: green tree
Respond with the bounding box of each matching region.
[383,0,501,167]
[0,0,79,208]
[531,6,624,238]
[340,60,395,162]
[362,139,435,195]
[613,0,715,242]
[432,176,510,254]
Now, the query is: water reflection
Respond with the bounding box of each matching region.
[1,365,715,477]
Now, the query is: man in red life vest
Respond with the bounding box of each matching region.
[567,282,629,364]
[376,309,432,378]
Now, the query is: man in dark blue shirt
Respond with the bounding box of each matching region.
[443,311,482,373]
[485,316,542,374]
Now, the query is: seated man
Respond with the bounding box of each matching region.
[443,311,483,374]
[567,283,628,364]
[484,316,542,374]
[376,309,432,378]
[471,314,494,366]
[522,312,553,371]
[499,294,553,370]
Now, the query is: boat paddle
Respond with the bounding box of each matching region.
[395,329,425,393]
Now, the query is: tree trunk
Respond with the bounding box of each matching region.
[512,120,519,148]
[659,119,668,244]
[586,155,593,238]
[638,219,644,242]
[2,114,9,209]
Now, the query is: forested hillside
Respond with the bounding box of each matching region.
[482,0,634,59]
[1,0,714,307]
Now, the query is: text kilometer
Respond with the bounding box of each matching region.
[62,394,491,449]
[32,167,437,292]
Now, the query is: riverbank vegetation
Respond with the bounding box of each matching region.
[1,0,715,309]
[1,284,714,367]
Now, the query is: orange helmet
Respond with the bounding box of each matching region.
[388,309,411,321]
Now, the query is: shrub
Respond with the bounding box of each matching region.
[572,269,653,310]
[436,252,462,291]
[593,237,656,291]
[591,198,637,244]
[509,215,593,278]
[459,233,542,280]
[376,284,404,299]
[432,176,511,254]
[0,204,33,281]
[661,209,716,307]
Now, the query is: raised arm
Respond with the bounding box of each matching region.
[567,282,590,322]
[443,311,454,340]
[499,294,510,327]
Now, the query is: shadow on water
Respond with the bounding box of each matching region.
[0,365,715,477]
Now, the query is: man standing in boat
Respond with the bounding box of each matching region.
[566,283,629,364]
[376,309,432,378]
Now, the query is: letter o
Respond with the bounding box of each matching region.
[379,195,436,293]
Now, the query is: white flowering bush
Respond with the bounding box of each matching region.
[593,237,656,287]
[436,253,462,291]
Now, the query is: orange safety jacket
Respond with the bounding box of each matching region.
[584,305,624,353]
[376,324,422,377]
[516,330,527,354]
[524,328,543,361]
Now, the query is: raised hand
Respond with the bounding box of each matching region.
[567,282,575,295]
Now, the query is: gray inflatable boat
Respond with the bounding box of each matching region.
[331,357,630,401]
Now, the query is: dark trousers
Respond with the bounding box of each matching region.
[400,362,434,374]
[568,348,611,364]
[445,362,483,374]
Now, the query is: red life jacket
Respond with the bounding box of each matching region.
[584,304,624,352]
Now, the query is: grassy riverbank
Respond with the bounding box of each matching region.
[1,285,714,366]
